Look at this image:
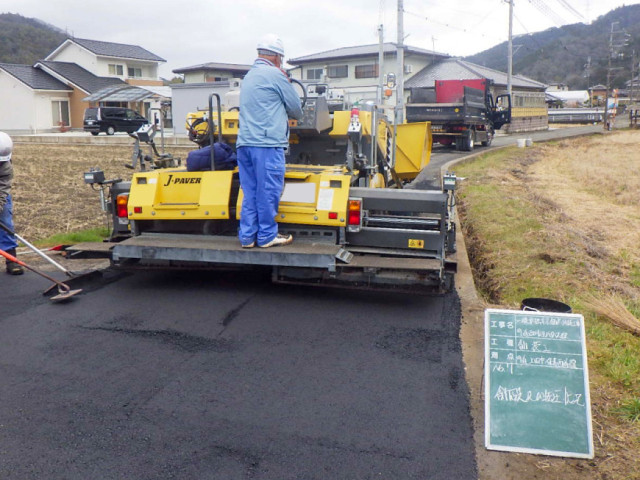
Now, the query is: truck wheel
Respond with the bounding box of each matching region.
[106,126,116,135]
[91,132,99,136]
[481,133,493,147]
[462,130,474,152]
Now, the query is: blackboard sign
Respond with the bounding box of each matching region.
[485,309,594,458]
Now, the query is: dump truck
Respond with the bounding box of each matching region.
[406,79,511,151]
[77,85,457,294]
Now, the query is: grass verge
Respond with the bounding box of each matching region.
[28,227,109,248]
[453,132,640,478]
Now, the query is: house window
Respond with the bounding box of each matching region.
[204,74,229,82]
[355,64,378,79]
[109,64,124,75]
[51,100,70,126]
[306,68,323,80]
[327,65,348,78]
[128,67,142,78]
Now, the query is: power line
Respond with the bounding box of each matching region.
[527,0,568,26]
[554,0,585,20]
[403,8,505,45]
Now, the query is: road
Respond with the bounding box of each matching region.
[1,124,604,479]
[1,266,476,479]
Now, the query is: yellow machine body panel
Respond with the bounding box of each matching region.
[237,165,351,227]
[329,110,431,180]
[128,169,234,220]
[127,165,352,228]
[394,121,432,180]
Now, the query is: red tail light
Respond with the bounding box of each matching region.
[347,199,361,226]
[116,194,129,218]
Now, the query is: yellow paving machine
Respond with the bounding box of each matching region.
[81,85,457,293]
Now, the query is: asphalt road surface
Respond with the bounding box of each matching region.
[1,267,476,479]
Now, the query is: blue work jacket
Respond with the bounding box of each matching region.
[236,58,303,148]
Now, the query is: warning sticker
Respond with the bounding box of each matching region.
[408,239,424,249]
[317,189,334,211]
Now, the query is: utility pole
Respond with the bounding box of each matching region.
[584,56,592,107]
[631,50,636,105]
[507,0,513,96]
[378,24,384,105]
[397,0,405,123]
[604,23,615,130]
[604,22,630,130]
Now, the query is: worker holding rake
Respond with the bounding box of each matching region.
[0,131,23,275]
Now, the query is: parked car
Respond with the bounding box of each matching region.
[83,107,149,135]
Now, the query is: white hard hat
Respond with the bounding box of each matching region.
[0,132,12,162]
[257,34,285,57]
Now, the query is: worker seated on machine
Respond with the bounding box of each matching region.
[186,142,237,172]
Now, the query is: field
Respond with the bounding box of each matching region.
[10,142,191,242]
[454,130,640,479]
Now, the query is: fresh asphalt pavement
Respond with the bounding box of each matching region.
[1,266,475,479]
[1,124,607,479]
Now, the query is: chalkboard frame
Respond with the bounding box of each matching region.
[484,308,594,459]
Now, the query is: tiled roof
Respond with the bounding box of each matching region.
[289,43,448,64]
[37,61,125,93]
[0,63,72,91]
[71,38,165,62]
[173,62,252,75]
[405,58,546,90]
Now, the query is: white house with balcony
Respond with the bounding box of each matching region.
[45,38,165,86]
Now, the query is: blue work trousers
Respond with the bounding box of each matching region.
[0,195,18,251]
[237,146,285,246]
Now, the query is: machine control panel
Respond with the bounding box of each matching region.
[289,97,332,134]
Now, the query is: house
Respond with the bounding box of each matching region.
[547,83,569,92]
[169,62,252,136]
[0,37,166,133]
[0,63,73,133]
[288,43,449,107]
[45,37,165,87]
[173,62,251,84]
[544,88,590,108]
[589,85,607,106]
[405,58,548,132]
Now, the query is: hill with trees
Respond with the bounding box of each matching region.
[0,13,67,65]
[465,4,640,89]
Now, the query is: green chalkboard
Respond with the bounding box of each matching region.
[485,309,594,458]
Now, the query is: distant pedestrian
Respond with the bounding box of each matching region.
[0,131,23,275]
[236,34,303,248]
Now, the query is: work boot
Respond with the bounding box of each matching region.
[259,233,293,248]
[5,248,24,275]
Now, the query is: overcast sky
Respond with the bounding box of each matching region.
[1,0,637,78]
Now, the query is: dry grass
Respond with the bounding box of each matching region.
[584,294,640,336]
[10,143,190,242]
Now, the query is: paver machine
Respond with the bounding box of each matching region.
[80,82,457,293]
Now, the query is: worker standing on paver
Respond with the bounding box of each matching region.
[0,131,23,275]
[236,34,303,248]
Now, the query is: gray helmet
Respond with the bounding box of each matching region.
[0,132,12,162]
